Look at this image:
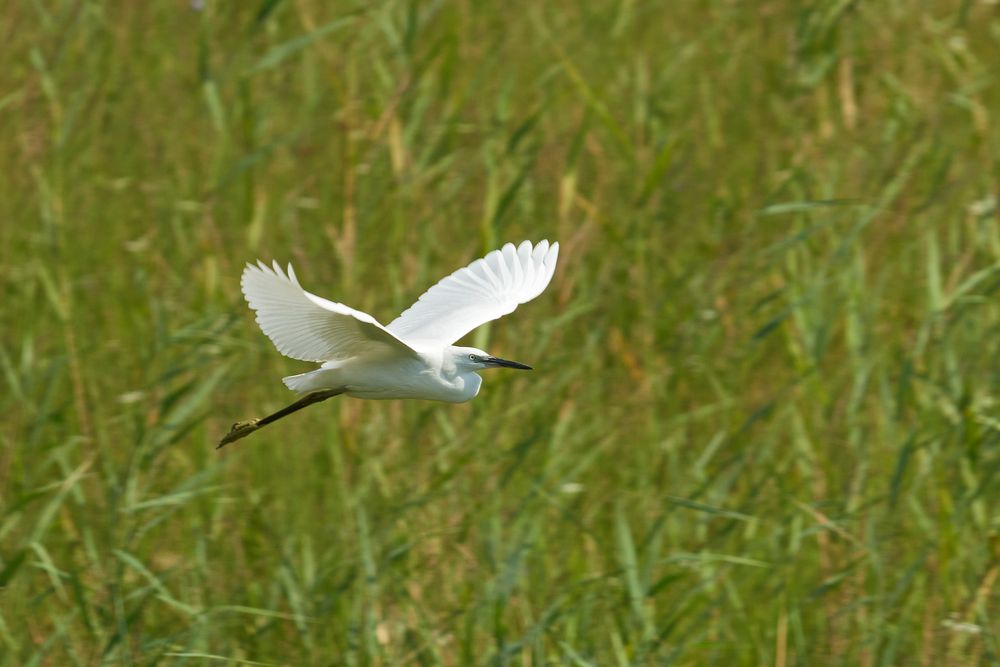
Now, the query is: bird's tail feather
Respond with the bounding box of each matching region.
[282,369,335,393]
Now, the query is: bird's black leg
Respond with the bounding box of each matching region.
[217,389,344,449]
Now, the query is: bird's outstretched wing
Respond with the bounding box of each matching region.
[387,240,559,344]
[242,261,417,362]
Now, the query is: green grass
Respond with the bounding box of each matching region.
[2,0,999,664]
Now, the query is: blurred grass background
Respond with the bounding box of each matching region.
[1,0,999,664]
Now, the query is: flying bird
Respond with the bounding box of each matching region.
[219,240,559,447]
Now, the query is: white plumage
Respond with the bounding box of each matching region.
[387,239,559,344]
[240,240,559,403]
[241,262,417,362]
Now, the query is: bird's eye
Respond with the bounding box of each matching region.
[469,354,477,361]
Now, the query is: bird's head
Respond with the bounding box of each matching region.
[451,346,532,372]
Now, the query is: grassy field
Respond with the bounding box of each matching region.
[2,1,999,664]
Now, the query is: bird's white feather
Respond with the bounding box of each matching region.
[387,240,559,344]
[242,261,417,362]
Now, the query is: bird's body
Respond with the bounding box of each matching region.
[219,240,559,446]
[282,345,482,402]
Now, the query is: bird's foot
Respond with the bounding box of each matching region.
[217,418,261,449]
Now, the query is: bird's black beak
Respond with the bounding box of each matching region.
[485,356,532,370]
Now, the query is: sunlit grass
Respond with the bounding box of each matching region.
[1,1,999,664]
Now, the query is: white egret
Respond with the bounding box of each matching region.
[219,240,559,447]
